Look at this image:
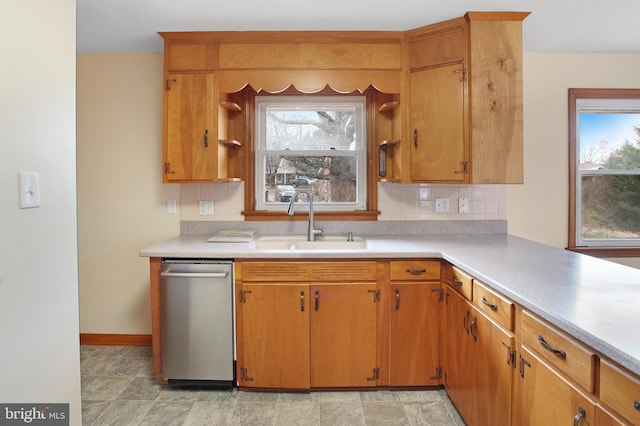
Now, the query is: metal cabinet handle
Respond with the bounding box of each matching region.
[314,290,319,311]
[452,277,464,286]
[204,129,209,148]
[470,317,478,341]
[634,400,640,412]
[413,129,418,147]
[573,407,586,426]
[482,296,498,311]
[406,268,426,275]
[463,309,470,333]
[538,335,567,359]
[395,289,400,310]
[300,291,305,312]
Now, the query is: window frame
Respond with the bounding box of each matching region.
[254,95,367,212]
[568,88,640,257]
[241,87,381,221]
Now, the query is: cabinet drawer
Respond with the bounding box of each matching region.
[473,280,514,331]
[444,264,473,300]
[239,260,378,282]
[521,310,596,392]
[600,359,640,424]
[389,260,440,281]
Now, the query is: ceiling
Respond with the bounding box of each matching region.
[77,0,640,54]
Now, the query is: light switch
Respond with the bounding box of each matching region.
[19,172,40,209]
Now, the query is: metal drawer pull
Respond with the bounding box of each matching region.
[204,129,209,148]
[406,268,426,275]
[300,291,305,312]
[314,290,319,311]
[470,317,478,341]
[161,271,227,278]
[538,335,567,359]
[452,277,464,286]
[573,407,586,426]
[635,400,640,411]
[395,289,400,310]
[482,296,498,311]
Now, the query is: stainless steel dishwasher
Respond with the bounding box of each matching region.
[160,259,234,388]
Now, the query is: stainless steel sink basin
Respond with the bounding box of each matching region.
[254,234,367,250]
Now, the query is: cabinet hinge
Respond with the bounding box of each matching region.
[164,162,175,175]
[368,289,381,303]
[239,290,252,303]
[430,366,443,380]
[454,161,468,175]
[453,68,467,82]
[519,354,531,378]
[240,367,254,382]
[165,78,177,91]
[435,288,444,302]
[367,367,380,381]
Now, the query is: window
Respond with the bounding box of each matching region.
[255,96,367,212]
[569,88,640,256]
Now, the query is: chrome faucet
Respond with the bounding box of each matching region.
[286,190,324,242]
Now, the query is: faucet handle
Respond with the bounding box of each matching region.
[312,228,324,236]
[342,231,354,242]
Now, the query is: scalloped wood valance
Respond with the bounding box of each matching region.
[217,69,401,94]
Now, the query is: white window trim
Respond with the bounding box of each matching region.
[574,97,640,247]
[254,95,367,212]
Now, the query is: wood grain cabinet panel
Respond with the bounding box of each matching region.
[521,310,596,392]
[473,280,514,332]
[514,345,596,426]
[600,358,640,424]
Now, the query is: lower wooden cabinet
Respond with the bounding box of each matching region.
[443,286,514,426]
[239,283,310,389]
[514,345,596,425]
[310,283,378,388]
[388,282,441,386]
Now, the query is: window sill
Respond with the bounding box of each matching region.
[242,210,380,221]
[567,246,640,258]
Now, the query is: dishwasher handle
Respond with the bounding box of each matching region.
[161,271,228,279]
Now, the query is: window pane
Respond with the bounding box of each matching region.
[579,113,640,170]
[265,155,358,204]
[581,174,640,239]
[265,106,357,151]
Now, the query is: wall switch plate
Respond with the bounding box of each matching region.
[167,199,177,215]
[435,198,450,213]
[199,200,214,215]
[19,172,40,209]
[459,197,469,214]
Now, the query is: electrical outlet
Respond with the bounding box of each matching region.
[435,198,450,213]
[459,197,469,214]
[199,200,214,215]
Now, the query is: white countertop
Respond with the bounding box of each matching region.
[140,233,640,377]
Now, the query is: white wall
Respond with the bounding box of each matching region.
[77,53,180,334]
[0,1,81,424]
[508,53,640,269]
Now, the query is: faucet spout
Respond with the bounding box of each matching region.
[286,190,323,241]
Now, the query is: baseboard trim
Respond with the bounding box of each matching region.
[80,333,152,346]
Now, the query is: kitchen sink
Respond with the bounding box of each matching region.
[254,234,367,250]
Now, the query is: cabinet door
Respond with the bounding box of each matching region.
[310,283,378,387]
[470,308,514,426]
[443,288,475,418]
[164,72,214,182]
[444,288,514,426]
[389,282,440,386]
[514,346,596,425]
[240,283,310,389]
[409,63,465,182]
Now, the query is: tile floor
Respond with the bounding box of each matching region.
[81,345,465,425]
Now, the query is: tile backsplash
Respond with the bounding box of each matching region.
[179,182,506,221]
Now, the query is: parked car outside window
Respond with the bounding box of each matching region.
[289,177,311,187]
[275,185,296,202]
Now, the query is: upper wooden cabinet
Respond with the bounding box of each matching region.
[405,12,529,183]
[160,12,527,184]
